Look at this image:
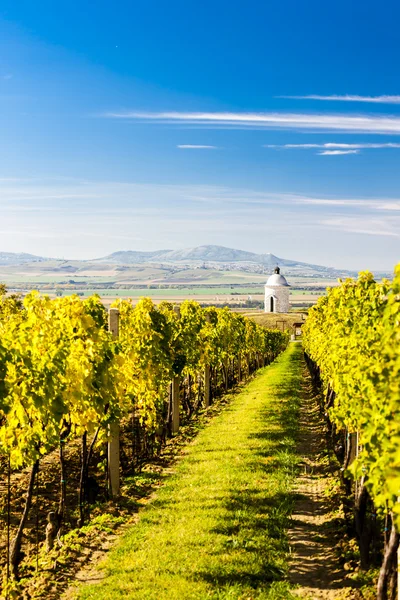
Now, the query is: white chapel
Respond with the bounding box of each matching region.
[264,267,290,313]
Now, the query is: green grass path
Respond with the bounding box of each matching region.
[78,343,303,600]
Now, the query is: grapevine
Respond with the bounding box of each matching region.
[0,289,288,583]
[303,265,400,596]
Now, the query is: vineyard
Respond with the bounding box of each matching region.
[0,286,288,598]
[1,265,400,599]
[303,265,400,599]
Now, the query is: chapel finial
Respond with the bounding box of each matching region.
[274,266,280,274]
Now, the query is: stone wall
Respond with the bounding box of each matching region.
[264,286,290,313]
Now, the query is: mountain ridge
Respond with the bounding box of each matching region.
[96,245,343,273]
[97,245,323,268]
[0,245,354,274]
[0,252,48,266]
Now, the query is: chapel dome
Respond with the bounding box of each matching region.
[266,266,290,287]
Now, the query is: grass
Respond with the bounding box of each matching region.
[246,312,305,329]
[61,286,266,297]
[76,343,303,600]
[51,287,323,297]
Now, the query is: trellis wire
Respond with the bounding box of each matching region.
[35,463,39,573]
[6,454,11,599]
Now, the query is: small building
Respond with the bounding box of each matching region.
[292,322,304,337]
[264,267,290,313]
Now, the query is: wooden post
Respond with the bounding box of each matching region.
[238,356,241,382]
[204,366,210,408]
[204,312,211,407]
[171,305,181,435]
[398,499,400,600]
[223,358,229,391]
[108,308,120,498]
[171,375,180,434]
[349,431,358,465]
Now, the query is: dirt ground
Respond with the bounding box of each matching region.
[288,366,359,599]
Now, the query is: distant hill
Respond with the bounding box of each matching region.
[98,245,290,265]
[0,252,47,266]
[158,245,270,263]
[0,245,355,276]
[97,245,343,273]
[97,245,275,264]
[97,250,171,264]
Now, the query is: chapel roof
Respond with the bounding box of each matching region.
[265,266,290,287]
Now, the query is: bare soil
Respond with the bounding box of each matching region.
[288,367,359,599]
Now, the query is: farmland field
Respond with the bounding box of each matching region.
[0,261,330,308]
[34,287,324,308]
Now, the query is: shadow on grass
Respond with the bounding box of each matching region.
[73,347,304,600]
[192,346,303,594]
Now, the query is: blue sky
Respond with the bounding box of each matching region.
[0,0,399,270]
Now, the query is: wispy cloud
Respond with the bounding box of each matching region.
[177,144,218,149]
[2,74,13,80]
[2,179,400,213]
[321,216,400,237]
[265,143,400,150]
[278,94,400,104]
[318,150,359,155]
[0,178,397,268]
[291,197,400,211]
[265,142,400,155]
[104,110,400,134]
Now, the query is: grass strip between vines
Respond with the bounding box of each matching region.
[76,343,303,600]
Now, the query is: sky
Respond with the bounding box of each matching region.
[0,0,399,271]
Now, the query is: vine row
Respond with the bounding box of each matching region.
[0,287,288,588]
[303,265,400,599]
